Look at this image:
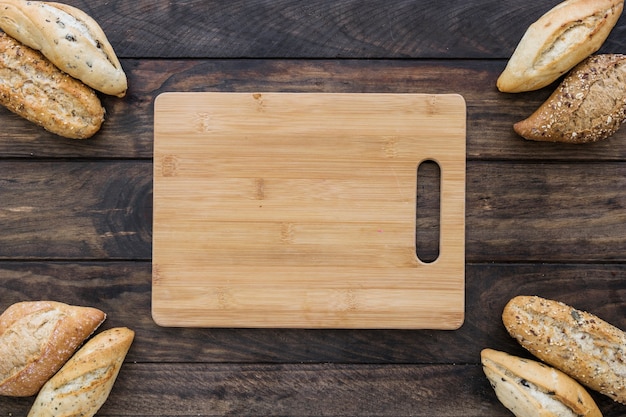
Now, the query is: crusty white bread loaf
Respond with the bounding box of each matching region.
[514,54,626,143]
[0,0,127,97]
[0,301,106,397]
[497,0,624,93]
[503,295,626,404]
[27,327,134,417]
[481,348,602,417]
[0,32,105,139]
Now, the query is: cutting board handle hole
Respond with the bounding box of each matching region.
[416,160,441,264]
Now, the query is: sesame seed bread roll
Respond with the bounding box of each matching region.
[503,295,626,404]
[513,54,626,143]
[0,301,106,397]
[497,0,623,93]
[27,327,134,417]
[0,0,127,97]
[0,32,105,139]
[481,348,602,417]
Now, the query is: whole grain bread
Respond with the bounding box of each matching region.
[0,301,106,397]
[503,295,626,404]
[514,54,626,143]
[497,0,623,93]
[0,0,127,97]
[27,327,134,417]
[481,348,602,417]
[0,32,105,139]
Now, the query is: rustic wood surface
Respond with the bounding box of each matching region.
[1,0,626,416]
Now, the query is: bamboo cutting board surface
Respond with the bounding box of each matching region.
[152,92,466,329]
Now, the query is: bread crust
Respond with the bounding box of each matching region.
[0,0,127,97]
[514,54,626,143]
[503,295,626,404]
[497,0,624,93]
[0,301,106,397]
[481,348,602,417]
[0,32,105,139]
[27,327,134,417]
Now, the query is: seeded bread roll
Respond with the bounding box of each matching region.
[497,0,624,93]
[514,54,626,143]
[0,32,105,139]
[0,0,127,97]
[481,349,602,417]
[0,301,106,397]
[27,327,134,417]
[503,295,626,404]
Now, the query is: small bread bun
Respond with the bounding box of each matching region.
[497,0,624,93]
[503,295,626,404]
[514,54,626,143]
[0,301,106,397]
[481,348,602,417]
[27,327,134,417]
[0,0,127,97]
[0,32,105,139]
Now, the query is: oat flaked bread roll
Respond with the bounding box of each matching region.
[0,32,105,139]
[481,348,602,417]
[503,295,626,404]
[0,0,127,97]
[27,327,134,417]
[497,0,623,93]
[514,54,626,143]
[0,301,106,397]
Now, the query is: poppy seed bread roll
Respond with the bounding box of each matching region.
[0,0,127,97]
[481,348,602,417]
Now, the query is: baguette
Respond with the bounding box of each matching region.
[513,54,626,143]
[503,295,626,404]
[481,348,602,417]
[0,0,127,97]
[0,301,106,397]
[27,327,134,417]
[497,0,623,93]
[0,32,105,139]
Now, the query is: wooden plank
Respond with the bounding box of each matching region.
[1,160,625,262]
[0,361,621,416]
[3,262,626,365]
[65,0,626,59]
[152,92,466,329]
[0,59,625,160]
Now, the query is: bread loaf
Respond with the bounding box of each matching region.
[0,0,127,97]
[0,32,105,139]
[514,54,626,143]
[27,327,134,417]
[497,0,623,93]
[503,295,626,404]
[481,348,602,417]
[0,301,106,397]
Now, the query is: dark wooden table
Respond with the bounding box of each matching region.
[2,1,626,415]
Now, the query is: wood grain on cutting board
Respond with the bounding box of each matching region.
[152,92,466,329]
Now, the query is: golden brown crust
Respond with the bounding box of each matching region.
[0,0,127,97]
[0,32,105,139]
[514,54,626,143]
[481,348,602,417]
[0,301,106,397]
[497,0,624,93]
[503,295,626,404]
[27,327,134,417]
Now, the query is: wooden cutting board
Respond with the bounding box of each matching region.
[152,92,466,329]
